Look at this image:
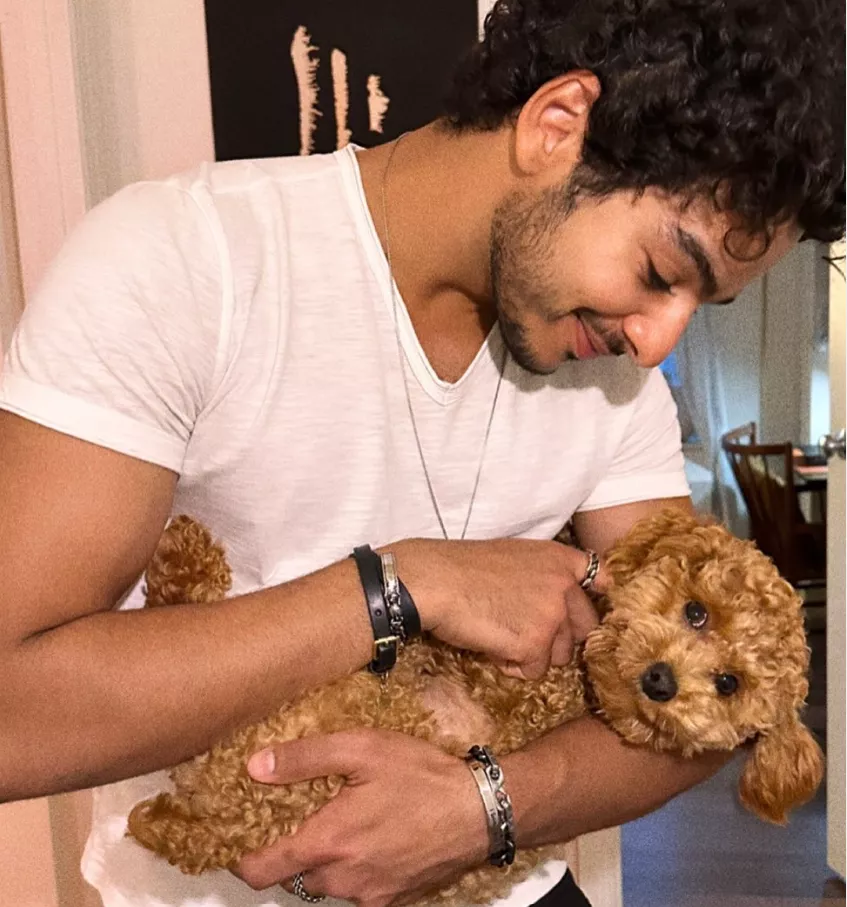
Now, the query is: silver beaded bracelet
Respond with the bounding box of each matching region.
[465,745,516,867]
[379,552,406,641]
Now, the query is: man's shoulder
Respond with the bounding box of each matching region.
[162,149,352,202]
[81,148,361,269]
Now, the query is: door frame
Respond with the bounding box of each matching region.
[827,242,846,879]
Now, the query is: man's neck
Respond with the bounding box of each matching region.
[356,122,512,381]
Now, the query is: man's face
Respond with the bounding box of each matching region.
[490,181,799,374]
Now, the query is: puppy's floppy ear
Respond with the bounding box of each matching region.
[605,506,702,586]
[738,714,824,824]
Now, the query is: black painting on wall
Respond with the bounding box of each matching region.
[203,0,480,161]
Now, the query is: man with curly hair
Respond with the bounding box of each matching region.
[0,1,843,906]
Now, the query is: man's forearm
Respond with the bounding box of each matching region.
[0,533,597,803]
[501,714,732,846]
[0,558,375,802]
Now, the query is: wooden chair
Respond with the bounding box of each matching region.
[721,422,826,590]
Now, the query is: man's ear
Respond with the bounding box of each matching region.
[604,507,701,586]
[513,71,601,177]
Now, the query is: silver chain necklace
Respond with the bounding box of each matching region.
[379,134,508,541]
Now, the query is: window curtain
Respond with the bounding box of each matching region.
[674,307,742,530]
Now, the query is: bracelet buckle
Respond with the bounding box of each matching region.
[372,635,401,661]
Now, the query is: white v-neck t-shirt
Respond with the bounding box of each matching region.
[0,145,688,907]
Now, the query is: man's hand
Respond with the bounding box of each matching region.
[393,538,607,680]
[233,730,489,907]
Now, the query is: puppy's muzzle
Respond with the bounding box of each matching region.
[640,662,678,702]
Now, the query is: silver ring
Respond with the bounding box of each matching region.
[579,549,600,591]
[292,872,325,903]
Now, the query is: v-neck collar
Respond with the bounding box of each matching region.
[337,144,502,406]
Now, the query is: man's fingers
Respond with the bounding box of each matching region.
[565,584,601,643]
[492,660,526,679]
[234,837,317,890]
[549,627,575,667]
[589,560,612,596]
[492,656,550,681]
[247,730,368,784]
[558,544,612,596]
[580,560,612,595]
[494,658,550,680]
[233,811,340,889]
[279,869,331,900]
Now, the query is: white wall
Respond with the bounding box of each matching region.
[713,276,766,432]
[760,241,824,444]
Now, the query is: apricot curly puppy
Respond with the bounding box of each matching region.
[127,509,822,905]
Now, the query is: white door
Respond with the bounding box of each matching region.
[825,242,845,879]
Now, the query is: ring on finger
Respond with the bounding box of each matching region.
[293,872,325,903]
[579,549,600,592]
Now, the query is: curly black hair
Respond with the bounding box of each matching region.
[445,0,845,245]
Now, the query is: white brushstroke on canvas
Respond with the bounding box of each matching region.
[291,25,321,155]
[478,0,496,37]
[290,23,398,150]
[331,49,353,149]
[367,75,390,133]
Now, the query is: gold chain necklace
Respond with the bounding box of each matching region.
[379,134,508,541]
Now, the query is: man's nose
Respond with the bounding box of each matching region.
[622,297,697,368]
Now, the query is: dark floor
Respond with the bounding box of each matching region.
[622,624,845,907]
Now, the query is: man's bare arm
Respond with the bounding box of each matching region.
[0,413,602,803]
[0,412,379,801]
[502,712,730,848]
[572,495,695,554]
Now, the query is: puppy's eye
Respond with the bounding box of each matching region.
[684,600,708,629]
[715,673,739,696]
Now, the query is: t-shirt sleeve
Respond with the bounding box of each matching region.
[0,180,225,472]
[577,366,690,512]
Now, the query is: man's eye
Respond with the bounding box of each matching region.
[645,260,673,293]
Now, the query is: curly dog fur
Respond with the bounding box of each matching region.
[127,508,822,904]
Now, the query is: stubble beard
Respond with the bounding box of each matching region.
[489,182,582,375]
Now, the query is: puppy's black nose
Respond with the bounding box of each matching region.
[640,662,678,702]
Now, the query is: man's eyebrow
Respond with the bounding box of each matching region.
[674,225,719,300]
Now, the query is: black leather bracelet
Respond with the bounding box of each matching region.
[397,579,422,638]
[351,545,399,676]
